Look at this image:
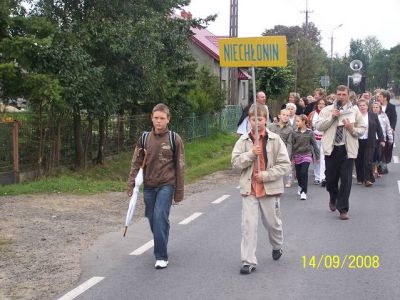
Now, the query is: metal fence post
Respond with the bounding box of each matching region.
[13,121,20,183]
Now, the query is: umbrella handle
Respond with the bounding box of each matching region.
[123,226,128,237]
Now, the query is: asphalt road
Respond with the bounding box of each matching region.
[57,126,400,300]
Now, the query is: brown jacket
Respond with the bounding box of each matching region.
[127,128,185,202]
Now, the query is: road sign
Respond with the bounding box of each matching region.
[218,36,287,67]
[320,75,330,87]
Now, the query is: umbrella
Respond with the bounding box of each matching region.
[123,150,147,237]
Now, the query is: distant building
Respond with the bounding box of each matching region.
[182,11,250,107]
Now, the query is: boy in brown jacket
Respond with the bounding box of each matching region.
[127,103,185,269]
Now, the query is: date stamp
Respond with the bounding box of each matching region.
[302,255,380,269]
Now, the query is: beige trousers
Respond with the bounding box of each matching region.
[241,195,283,266]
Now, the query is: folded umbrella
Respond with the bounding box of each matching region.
[123,150,147,237]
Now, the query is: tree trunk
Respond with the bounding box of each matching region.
[96,117,106,165]
[83,118,93,169]
[73,107,84,169]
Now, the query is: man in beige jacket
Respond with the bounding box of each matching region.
[232,104,290,275]
[316,85,366,220]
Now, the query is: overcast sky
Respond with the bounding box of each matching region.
[182,0,400,57]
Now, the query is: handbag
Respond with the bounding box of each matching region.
[377,162,388,175]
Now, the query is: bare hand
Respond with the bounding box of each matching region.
[252,145,262,156]
[255,173,263,183]
[380,141,386,147]
[127,191,133,197]
[332,109,340,118]
[342,118,354,132]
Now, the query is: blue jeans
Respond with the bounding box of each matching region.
[143,185,174,260]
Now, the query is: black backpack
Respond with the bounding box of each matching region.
[140,130,177,160]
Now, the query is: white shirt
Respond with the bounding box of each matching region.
[359,113,369,139]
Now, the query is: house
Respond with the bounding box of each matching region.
[182,11,251,107]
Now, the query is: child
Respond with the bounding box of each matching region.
[292,115,319,200]
[127,103,185,269]
[232,103,291,275]
[269,109,293,187]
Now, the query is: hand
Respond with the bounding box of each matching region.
[252,145,262,156]
[380,141,386,147]
[332,109,340,118]
[342,118,354,132]
[127,191,133,197]
[255,173,263,183]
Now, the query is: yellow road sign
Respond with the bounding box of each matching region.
[218,36,287,67]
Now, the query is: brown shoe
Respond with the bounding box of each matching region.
[340,212,349,220]
[329,201,336,212]
[365,181,373,187]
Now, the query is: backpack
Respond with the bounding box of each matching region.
[140,130,177,160]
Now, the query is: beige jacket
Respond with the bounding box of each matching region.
[231,130,291,196]
[316,102,366,158]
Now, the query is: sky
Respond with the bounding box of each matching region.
[181,0,400,57]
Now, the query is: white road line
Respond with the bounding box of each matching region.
[393,156,399,163]
[179,212,203,225]
[57,276,104,300]
[212,195,231,204]
[236,186,240,189]
[398,181,400,194]
[129,240,154,256]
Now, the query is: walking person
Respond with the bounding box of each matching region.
[232,103,290,275]
[127,103,185,269]
[371,102,393,177]
[354,99,385,187]
[307,98,328,186]
[316,85,366,220]
[292,115,320,200]
[377,90,397,165]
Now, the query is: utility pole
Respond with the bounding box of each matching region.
[228,0,238,105]
[300,0,313,36]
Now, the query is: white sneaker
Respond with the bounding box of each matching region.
[297,186,301,195]
[300,192,307,200]
[155,260,168,269]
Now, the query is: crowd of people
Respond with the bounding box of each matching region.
[233,85,397,273]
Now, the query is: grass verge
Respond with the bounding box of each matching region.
[0,132,237,196]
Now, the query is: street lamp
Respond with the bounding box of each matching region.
[330,24,343,60]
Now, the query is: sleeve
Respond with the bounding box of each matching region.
[231,137,256,170]
[286,129,293,159]
[310,132,320,161]
[390,105,397,130]
[316,107,336,132]
[174,134,185,202]
[127,137,145,194]
[386,115,394,143]
[350,110,367,137]
[375,114,384,143]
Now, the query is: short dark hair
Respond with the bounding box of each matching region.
[379,90,391,101]
[336,85,350,94]
[152,103,170,117]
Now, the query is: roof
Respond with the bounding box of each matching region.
[190,27,251,80]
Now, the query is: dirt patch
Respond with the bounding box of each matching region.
[0,169,240,300]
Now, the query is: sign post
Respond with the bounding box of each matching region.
[219,36,287,172]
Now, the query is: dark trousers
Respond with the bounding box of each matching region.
[382,141,394,163]
[355,139,375,183]
[325,145,353,213]
[143,185,174,260]
[295,162,310,193]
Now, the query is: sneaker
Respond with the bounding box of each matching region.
[155,260,168,269]
[300,192,307,200]
[313,179,320,185]
[240,264,256,274]
[272,249,283,260]
[321,180,327,187]
[297,186,301,195]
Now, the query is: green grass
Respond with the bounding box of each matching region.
[0,132,237,196]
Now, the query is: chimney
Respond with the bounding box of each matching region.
[180,10,192,20]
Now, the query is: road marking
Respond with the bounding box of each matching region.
[212,195,230,204]
[57,276,104,300]
[179,212,203,225]
[129,240,154,256]
[236,186,240,189]
[398,181,400,194]
[393,156,399,163]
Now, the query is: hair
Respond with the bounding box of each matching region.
[280,108,289,115]
[357,98,368,106]
[314,88,327,99]
[249,103,269,120]
[371,101,382,113]
[286,102,297,110]
[314,98,328,110]
[152,103,170,117]
[296,114,308,126]
[289,92,300,101]
[379,90,391,101]
[336,85,350,94]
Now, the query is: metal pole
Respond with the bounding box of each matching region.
[12,121,19,183]
[251,66,260,173]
